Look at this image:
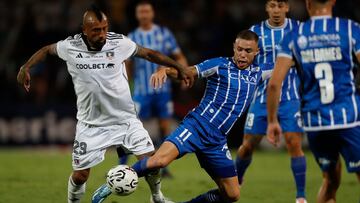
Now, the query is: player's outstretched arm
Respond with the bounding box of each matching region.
[266,56,293,147]
[150,66,197,89]
[17,43,58,92]
[135,45,194,87]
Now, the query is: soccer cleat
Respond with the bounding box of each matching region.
[92,184,112,203]
[296,197,307,203]
[150,191,174,203]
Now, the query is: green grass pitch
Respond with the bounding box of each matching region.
[0,148,358,203]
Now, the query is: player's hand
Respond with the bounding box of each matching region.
[150,67,168,89]
[179,69,194,88]
[17,66,31,92]
[266,121,282,147]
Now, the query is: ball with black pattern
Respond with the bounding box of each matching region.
[106,164,139,196]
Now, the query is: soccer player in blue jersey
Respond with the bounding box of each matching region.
[130,30,262,203]
[117,1,188,177]
[267,0,360,202]
[235,1,307,203]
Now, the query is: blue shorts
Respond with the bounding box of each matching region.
[133,93,173,119]
[244,100,303,135]
[307,126,360,173]
[166,114,236,178]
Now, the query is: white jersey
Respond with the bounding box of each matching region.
[56,32,138,126]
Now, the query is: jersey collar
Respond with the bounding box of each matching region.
[138,24,158,34]
[81,33,103,51]
[310,15,332,20]
[265,18,288,30]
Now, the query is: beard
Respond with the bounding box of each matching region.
[92,39,106,50]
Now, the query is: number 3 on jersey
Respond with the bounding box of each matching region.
[315,63,334,104]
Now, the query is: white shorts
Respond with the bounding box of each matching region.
[72,119,154,170]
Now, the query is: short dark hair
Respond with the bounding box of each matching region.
[266,0,289,3]
[236,30,259,43]
[136,0,154,8]
[87,4,104,22]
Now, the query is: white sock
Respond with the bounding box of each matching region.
[145,169,161,195]
[68,176,86,203]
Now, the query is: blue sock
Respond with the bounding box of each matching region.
[183,189,231,203]
[132,157,151,177]
[119,155,129,165]
[291,156,306,198]
[116,147,128,165]
[236,156,252,185]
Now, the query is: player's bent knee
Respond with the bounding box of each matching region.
[285,139,302,150]
[224,188,240,202]
[72,169,90,184]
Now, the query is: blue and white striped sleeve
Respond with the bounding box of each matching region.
[277,31,294,59]
[194,58,221,78]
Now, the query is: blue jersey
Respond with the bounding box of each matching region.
[190,57,262,135]
[278,16,360,131]
[250,18,300,103]
[128,24,180,96]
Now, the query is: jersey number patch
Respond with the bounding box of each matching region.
[315,63,334,104]
[73,140,87,155]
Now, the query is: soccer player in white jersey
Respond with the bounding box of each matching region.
[116,0,188,178]
[236,1,307,203]
[16,6,193,203]
[267,0,360,202]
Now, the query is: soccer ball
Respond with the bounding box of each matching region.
[106,165,138,196]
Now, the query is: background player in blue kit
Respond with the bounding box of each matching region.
[235,1,307,203]
[130,30,262,203]
[117,1,188,176]
[267,0,360,202]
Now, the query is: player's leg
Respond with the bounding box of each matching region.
[115,97,151,165]
[91,122,141,203]
[131,141,180,203]
[337,126,360,202]
[283,132,307,202]
[236,134,263,184]
[279,100,307,202]
[183,142,239,203]
[214,176,240,202]
[184,177,240,203]
[307,130,341,203]
[116,146,129,165]
[157,118,174,178]
[131,118,202,203]
[134,151,174,203]
[236,102,267,185]
[317,160,341,203]
[70,122,114,203]
[68,169,90,203]
[156,93,175,177]
[132,139,180,176]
